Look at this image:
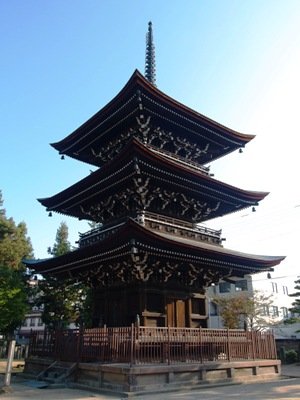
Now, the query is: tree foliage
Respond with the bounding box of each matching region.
[284,278,300,326]
[47,221,72,256]
[213,290,275,330]
[35,276,91,329]
[0,191,33,336]
[0,191,33,270]
[37,222,91,329]
[0,265,29,336]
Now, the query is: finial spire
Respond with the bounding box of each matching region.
[145,21,156,86]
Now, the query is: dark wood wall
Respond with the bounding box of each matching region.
[91,285,207,328]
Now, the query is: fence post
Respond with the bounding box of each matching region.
[42,329,47,355]
[167,326,170,365]
[77,325,84,363]
[251,330,256,360]
[227,328,231,361]
[199,326,203,363]
[271,332,277,359]
[130,323,134,366]
[28,330,33,357]
[24,344,29,359]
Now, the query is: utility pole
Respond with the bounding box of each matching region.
[2,340,16,392]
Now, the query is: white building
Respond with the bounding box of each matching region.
[16,307,45,343]
[207,272,300,338]
[15,277,45,344]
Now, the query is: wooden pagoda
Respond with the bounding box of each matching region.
[25,68,284,329]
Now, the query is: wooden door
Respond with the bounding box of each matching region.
[166,300,175,327]
[176,300,186,327]
[166,299,186,327]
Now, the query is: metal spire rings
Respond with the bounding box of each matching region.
[145,21,156,86]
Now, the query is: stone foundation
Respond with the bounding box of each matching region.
[24,357,281,397]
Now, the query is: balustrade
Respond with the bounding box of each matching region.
[29,326,277,364]
[78,212,223,248]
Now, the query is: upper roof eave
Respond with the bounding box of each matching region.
[51,69,254,154]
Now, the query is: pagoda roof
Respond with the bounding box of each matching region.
[51,70,254,166]
[24,219,285,283]
[39,139,268,222]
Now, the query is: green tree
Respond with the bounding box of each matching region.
[48,221,72,256]
[213,290,275,330]
[38,222,91,329]
[0,265,28,336]
[0,192,33,270]
[284,278,300,326]
[213,293,248,329]
[244,291,277,330]
[0,191,33,337]
[36,277,90,329]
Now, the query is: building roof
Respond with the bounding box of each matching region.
[24,219,285,288]
[51,70,254,166]
[39,139,267,223]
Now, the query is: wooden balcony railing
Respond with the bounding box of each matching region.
[28,326,277,365]
[138,211,222,245]
[78,212,223,248]
[78,222,124,248]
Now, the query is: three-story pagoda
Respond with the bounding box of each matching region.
[26,23,284,329]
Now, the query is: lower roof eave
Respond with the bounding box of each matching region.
[22,219,285,280]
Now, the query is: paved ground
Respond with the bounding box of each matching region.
[0,363,300,399]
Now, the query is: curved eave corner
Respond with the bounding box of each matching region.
[139,222,286,269]
[49,69,143,153]
[23,257,52,269]
[132,70,255,144]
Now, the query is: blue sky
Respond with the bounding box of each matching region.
[1,1,300,286]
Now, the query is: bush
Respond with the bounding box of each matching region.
[285,349,298,364]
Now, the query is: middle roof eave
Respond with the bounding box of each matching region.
[38,138,268,215]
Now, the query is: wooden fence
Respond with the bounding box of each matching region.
[28,326,277,365]
[0,344,29,360]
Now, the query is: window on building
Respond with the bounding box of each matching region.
[209,302,218,316]
[30,318,36,327]
[235,280,248,292]
[271,282,278,293]
[191,298,206,315]
[146,293,164,313]
[211,285,217,295]
[37,318,43,326]
[281,307,288,318]
[219,282,231,293]
[262,305,269,316]
[271,306,279,317]
[283,286,289,295]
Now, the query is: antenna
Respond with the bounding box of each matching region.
[145,21,156,86]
